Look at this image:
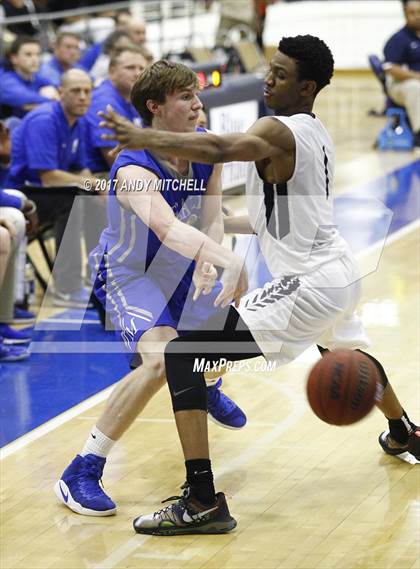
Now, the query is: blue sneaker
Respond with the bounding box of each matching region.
[53,287,94,309]
[54,454,116,516]
[0,339,30,362]
[0,324,32,345]
[2,306,36,325]
[206,379,247,430]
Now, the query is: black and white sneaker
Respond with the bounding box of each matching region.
[379,428,420,461]
[133,488,236,535]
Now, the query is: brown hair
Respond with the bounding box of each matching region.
[130,60,199,126]
[8,35,40,57]
[108,45,150,68]
[56,32,81,45]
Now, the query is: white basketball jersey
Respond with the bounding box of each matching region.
[246,113,348,277]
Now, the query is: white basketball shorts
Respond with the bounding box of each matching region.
[237,252,371,364]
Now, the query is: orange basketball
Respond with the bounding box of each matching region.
[306,350,380,426]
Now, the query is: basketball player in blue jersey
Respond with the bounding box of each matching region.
[100,35,420,535]
[54,61,249,517]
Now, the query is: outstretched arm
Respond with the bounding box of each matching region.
[118,165,248,307]
[99,105,294,164]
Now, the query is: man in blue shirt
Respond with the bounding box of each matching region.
[39,32,83,88]
[86,47,148,174]
[7,69,104,307]
[384,0,420,146]
[0,36,58,118]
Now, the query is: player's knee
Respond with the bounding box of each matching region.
[164,337,207,412]
[142,356,166,387]
[1,208,26,245]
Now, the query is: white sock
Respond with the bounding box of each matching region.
[81,426,115,458]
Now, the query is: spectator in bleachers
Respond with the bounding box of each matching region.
[0,36,59,118]
[6,69,103,308]
[115,9,132,31]
[384,0,420,147]
[127,18,154,63]
[39,32,83,87]
[86,47,149,174]
[2,0,43,37]
[89,30,135,84]
[127,18,147,47]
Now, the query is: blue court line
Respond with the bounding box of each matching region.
[0,160,419,447]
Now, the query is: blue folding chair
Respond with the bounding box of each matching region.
[368,54,404,114]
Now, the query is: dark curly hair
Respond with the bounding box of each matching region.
[278,35,334,94]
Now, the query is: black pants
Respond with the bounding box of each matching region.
[23,187,106,294]
[165,306,262,411]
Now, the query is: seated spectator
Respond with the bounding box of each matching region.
[128,18,146,46]
[39,32,83,87]
[6,69,105,308]
[0,119,36,326]
[89,30,135,84]
[127,18,153,63]
[0,36,59,118]
[0,191,36,362]
[384,0,420,146]
[115,9,132,30]
[86,47,149,173]
[0,217,31,361]
[2,0,42,37]
[0,120,13,190]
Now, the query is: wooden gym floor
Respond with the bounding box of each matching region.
[1,74,419,569]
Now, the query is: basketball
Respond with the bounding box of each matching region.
[306,350,380,426]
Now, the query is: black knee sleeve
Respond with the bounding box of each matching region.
[164,337,207,412]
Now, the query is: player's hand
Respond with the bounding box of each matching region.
[99,105,145,157]
[214,257,248,308]
[193,261,218,301]
[0,218,16,239]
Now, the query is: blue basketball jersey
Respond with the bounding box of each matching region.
[96,132,213,274]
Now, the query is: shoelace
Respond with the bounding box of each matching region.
[77,462,106,498]
[207,385,235,417]
[153,488,191,521]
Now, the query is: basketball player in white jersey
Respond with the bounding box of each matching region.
[99,35,419,535]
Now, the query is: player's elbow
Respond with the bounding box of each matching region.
[151,217,173,243]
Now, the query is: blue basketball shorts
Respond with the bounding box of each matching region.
[92,251,222,351]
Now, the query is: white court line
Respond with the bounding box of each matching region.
[37,318,101,325]
[79,416,282,427]
[0,386,114,460]
[1,216,419,462]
